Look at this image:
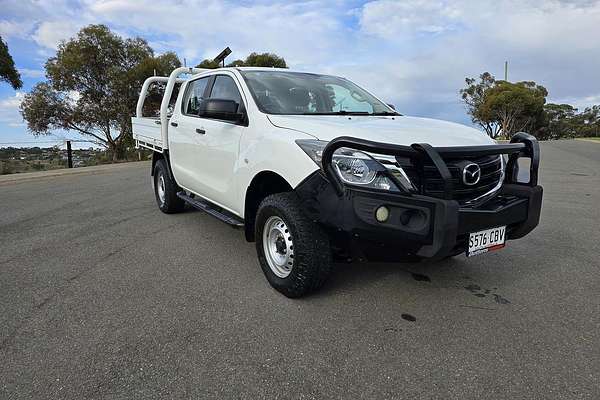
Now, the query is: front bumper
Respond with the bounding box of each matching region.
[296,174,542,260]
[295,133,543,261]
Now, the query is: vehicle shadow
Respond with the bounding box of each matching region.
[314,257,459,295]
[312,254,515,308]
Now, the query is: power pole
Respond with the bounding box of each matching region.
[504,61,508,81]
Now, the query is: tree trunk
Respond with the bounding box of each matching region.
[107,142,119,162]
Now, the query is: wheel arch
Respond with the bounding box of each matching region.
[151,151,164,176]
[244,170,293,242]
[151,151,176,182]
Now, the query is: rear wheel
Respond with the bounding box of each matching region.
[153,159,185,214]
[255,192,331,297]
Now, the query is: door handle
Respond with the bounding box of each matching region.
[154,120,161,125]
[196,128,206,135]
[170,121,178,127]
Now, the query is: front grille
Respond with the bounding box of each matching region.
[394,154,504,205]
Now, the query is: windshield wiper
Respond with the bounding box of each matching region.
[299,111,401,116]
[371,111,401,116]
[300,111,371,116]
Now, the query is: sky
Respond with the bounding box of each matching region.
[1,0,600,148]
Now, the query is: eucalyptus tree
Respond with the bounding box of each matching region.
[20,25,180,160]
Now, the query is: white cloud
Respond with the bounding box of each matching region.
[0,20,35,39]
[352,0,600,119]
[360,0,463,37]
[85,0,347,66]
[0,92,26,127]
[32,21,81,49]
[549,93,600,111]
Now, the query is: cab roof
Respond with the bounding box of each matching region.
[192,66,334,76]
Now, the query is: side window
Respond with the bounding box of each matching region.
[209,75,242,107]
[183,77,210,115]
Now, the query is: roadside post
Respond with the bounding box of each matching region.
[66,140,73,168]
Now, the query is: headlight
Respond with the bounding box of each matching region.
[333,151,376,184]
[296,139,414,192]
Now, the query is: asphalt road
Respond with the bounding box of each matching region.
[1,140,598,399]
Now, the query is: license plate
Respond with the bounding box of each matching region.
[467,226,506,257]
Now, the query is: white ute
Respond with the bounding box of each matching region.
[133,66,543,297]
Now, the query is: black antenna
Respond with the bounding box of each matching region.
[213,47,232,68]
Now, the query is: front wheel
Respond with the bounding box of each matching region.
[255,192,332,298]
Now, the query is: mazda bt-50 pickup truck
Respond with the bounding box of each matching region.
[132,66,543,297]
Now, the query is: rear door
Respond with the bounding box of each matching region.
[169,75,211,191]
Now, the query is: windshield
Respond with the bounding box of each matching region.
[240,71,396,115]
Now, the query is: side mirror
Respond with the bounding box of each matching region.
[387,103,396,110]
[198,99,243,122]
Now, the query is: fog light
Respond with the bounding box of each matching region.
[375,206,389,222]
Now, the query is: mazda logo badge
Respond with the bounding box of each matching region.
[462,163,481,186]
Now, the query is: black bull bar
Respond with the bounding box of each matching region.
[321,132,540,197]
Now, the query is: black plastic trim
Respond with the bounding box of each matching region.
[151,150,176,183]
[411,143,454,200]
[177,191,244,228]
[507,132,540,186]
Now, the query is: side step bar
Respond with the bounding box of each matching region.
[177,191,244,229]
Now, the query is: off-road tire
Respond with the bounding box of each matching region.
[255,192,332,298]
[153,159,185,214]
